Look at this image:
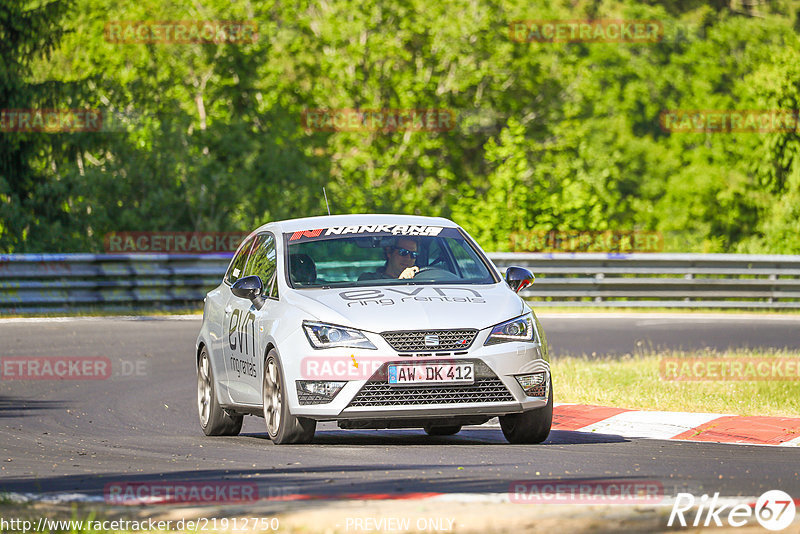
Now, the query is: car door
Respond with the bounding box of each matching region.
[212,234,257,399]
[223,232,279,405]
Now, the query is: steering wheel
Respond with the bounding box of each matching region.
[412,266,460,281]
[426,255,448,269]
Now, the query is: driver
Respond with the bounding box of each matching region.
[358,237,419,280]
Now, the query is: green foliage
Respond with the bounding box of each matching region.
[3,0,800,253]
[0,0,107,252]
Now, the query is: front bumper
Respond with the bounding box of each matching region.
[282,325,551,421]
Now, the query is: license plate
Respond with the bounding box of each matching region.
[388,363,474,385]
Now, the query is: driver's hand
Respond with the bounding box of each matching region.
[398,266,419,279]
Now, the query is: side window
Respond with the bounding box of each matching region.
[225,235,257,285]
[244,233,278,299]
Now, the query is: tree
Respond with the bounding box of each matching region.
[0,0,106,252]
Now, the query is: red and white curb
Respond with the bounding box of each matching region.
[481,403,800,446]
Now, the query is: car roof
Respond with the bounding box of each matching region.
[253,214,460,234]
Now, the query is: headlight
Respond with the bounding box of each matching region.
[302,321,377,350]
[485,312,536,345]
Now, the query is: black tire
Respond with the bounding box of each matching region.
[263,349,316,444]
[423,424,462,436]
[499,378,553,444]
[197,346,243,436]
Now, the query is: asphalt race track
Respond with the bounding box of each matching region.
[540,313,800,356]
[1,314,799,529]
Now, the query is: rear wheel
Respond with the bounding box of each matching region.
[423,424,462,436]
[499,378,553,444]
[263,349,316,444]
[197,347,243,436]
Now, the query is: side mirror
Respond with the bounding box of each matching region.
[231,275,265,310]
[505,266,534,293]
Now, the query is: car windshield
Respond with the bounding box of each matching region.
[285,227,497,288]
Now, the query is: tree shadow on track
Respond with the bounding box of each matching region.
[0,467,673,508]
[238,427,627,446]
[0,465,498,500]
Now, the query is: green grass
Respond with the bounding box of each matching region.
[551,349,800,417]
[0,493,24,505]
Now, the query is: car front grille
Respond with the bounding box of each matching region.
[297,392,332,405]
[525,383,548,398]
[381,329,478,352]
[348,379,514,406]
[347,360,515,407]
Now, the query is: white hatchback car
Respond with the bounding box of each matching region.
[196,214,552,444]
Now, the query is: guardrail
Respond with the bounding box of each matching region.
[1,252,799,314]
[502,253,800,308]
[0,253,230,315]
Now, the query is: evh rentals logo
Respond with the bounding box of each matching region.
[668,490,796,531]
[338,287,486,307]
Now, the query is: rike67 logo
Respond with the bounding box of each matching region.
[669,490,796,531]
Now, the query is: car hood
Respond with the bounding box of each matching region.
[282,283,526,332]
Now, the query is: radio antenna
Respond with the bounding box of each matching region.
[323,187,331,215]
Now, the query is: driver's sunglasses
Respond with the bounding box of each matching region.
[392,247,418,259]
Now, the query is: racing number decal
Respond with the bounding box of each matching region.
[228,309,257,378]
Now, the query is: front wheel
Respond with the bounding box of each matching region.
[263,349,316,444]
[499,378,553,444]
[197,346,243,436]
